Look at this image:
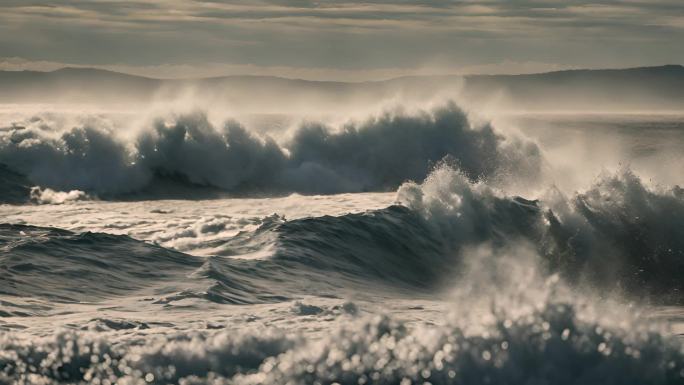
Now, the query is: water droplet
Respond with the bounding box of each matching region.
[561,328,570,340]
[598,342,606,353]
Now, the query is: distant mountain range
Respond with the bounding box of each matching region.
[1,65,683,111]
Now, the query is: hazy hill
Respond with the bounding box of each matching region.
[0,67,159,103]
[463,65,684,111]
[0,65,683,111]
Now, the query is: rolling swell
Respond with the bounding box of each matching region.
[0,224,203,304]
[0,102,541,199]
[0,223,301,308]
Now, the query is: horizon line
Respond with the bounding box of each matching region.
[1,63,682,84]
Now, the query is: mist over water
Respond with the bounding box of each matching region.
[1,96,683,384]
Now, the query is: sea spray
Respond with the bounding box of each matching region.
[0,102,542,198]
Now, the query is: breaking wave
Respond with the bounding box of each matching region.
[29,186,90,204]
[0,102,542,199]
[1,167,684,383]
[204,166,684,301]
[2,166,683,308]
[205,166,684,302]
[395,166,684,300]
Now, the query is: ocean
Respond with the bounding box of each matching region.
[1,103,683,384]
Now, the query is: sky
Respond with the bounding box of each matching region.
[0,0,683,80]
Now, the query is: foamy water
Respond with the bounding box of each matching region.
[1,103,683,384]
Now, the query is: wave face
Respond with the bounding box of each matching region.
[0,164,31,204]
[259,199,540,291]
[0,102,542,198]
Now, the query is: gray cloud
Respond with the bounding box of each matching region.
[0,1,682,77]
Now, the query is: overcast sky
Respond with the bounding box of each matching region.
[1,0,683,80]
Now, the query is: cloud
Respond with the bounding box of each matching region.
[0,1,682,74]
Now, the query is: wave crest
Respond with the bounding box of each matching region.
[544,169,684,297]
[0,102,542,198]
[396,166,684,300]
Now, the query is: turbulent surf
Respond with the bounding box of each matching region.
[1,100,683,384]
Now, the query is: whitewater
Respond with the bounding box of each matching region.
[1,101,684,385]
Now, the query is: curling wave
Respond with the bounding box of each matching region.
[0,102,542,199]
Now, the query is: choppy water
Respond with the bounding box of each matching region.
[1,104,684,384]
